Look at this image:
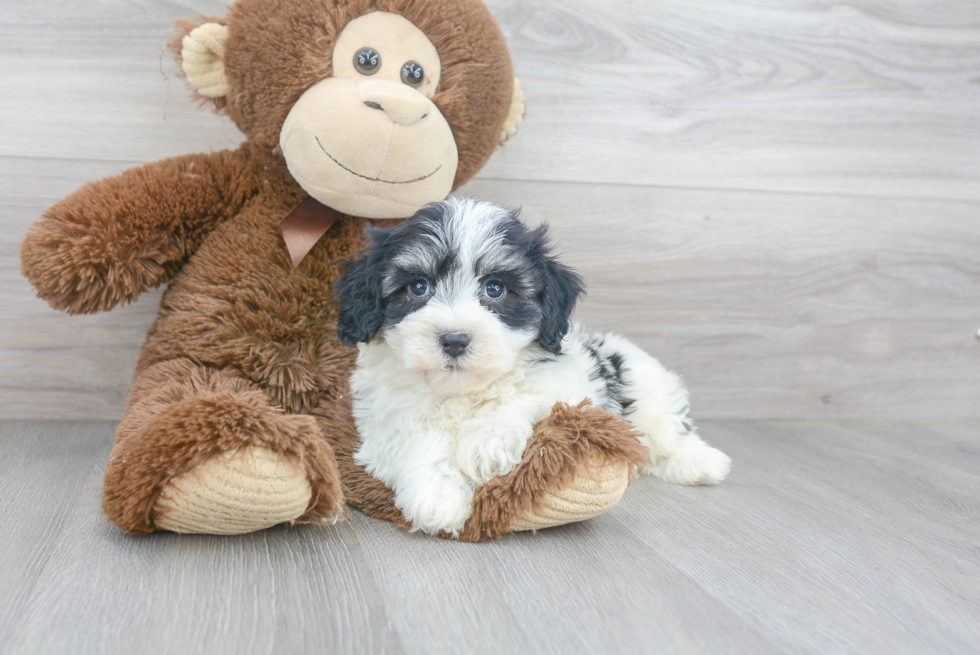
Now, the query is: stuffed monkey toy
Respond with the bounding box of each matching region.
[21,0,647,540]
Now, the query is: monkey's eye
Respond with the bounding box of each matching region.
[400,61,424,87]
[408,279,429,298]
[484,279,505,300]
[353,47,381,75]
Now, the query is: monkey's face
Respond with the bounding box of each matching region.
[279,13,458,219]
[176,0,524,220]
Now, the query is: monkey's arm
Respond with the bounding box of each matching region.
[21,146,260,315]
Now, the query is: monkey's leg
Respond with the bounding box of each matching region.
[103,358,343,535]
[460,401,649,541]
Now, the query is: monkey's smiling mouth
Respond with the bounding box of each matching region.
[316,137,441,185]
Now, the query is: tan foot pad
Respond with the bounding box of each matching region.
[510,459,631,532]
[154,446,312,535]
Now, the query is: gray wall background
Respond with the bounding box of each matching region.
[1,0,978,420]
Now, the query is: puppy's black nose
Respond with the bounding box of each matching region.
[439,333,470,358]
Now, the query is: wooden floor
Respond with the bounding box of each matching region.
[1,420,977,654]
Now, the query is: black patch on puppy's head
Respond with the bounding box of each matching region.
[487,211,584,354]
[335,203,453,346]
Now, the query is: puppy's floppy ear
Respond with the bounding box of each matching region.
[533,226,585,354]
[336,228,391,347]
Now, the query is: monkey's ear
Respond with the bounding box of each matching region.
[499,77,525,144]
[180,23,230,99]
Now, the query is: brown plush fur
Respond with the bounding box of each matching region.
[21,0,645,537]
[461,402,649,542]
[106,358,344,534]
[20,148,260,315]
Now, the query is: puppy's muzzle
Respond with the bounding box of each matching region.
[439,332,470,359]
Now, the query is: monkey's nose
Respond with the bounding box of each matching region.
[439,333,471,359]
[358,79,430,126]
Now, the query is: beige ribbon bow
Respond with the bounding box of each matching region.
[278,197,341,267]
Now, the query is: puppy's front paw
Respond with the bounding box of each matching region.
[646,439,732,485]
[456,415,533,484]
[395,471,474,537]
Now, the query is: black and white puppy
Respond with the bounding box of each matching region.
[337,198,731,536]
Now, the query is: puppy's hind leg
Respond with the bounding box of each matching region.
[594,335,731,485]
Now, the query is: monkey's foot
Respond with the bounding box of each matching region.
[103,377,344,535]
[460,401,648,541]
[154,447,313,535]
[509,457,632,531]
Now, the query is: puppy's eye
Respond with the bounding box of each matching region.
[400,61,424,87]
[408,279,429,298]
[353,47,381,75]
[484,279,505,300]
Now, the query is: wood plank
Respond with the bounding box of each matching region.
[0,422,404,655]
[0,422,113,648]
[341,506,779,654]
[2,420,979,653]
[5,170,977,420]
[461,179,980,420]
[0,0,978,199]
[2,0,979,420]
[0,420,777,655]
[0,0,242,165]
[609,419,980,654]
[488,0,980,200]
